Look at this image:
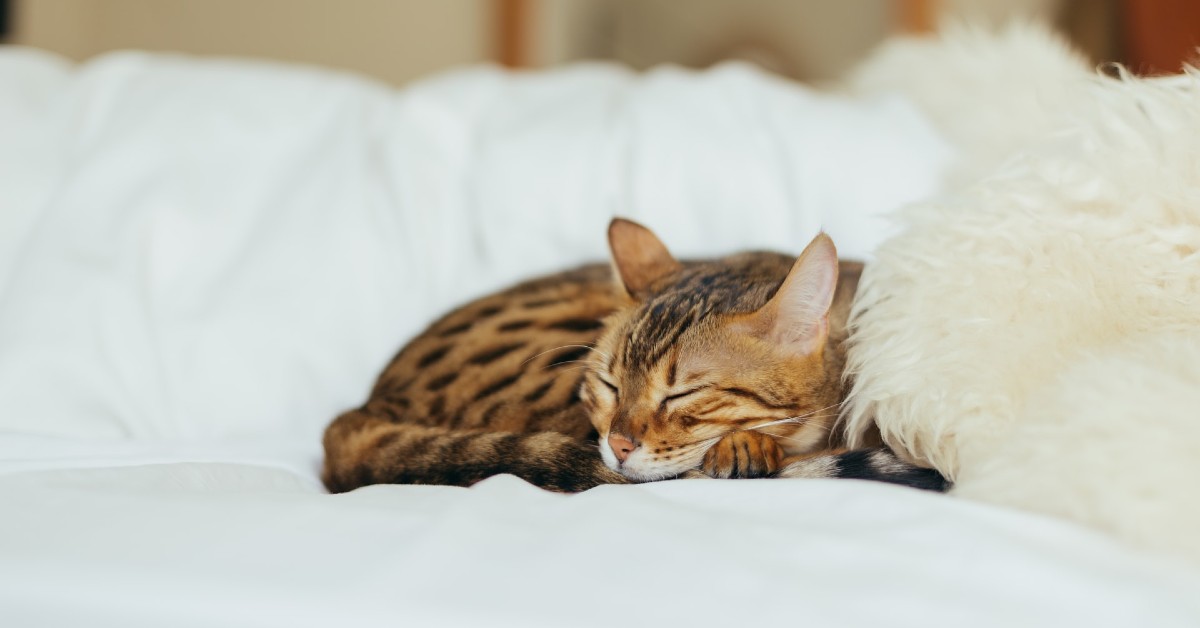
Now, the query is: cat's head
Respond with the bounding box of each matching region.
[582,218,843,481]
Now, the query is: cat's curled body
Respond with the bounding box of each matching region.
[323,220,947,493]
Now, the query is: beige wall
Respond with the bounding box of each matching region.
[7,0,1067,86]
[10,0,493,85]
[943,0,1063,24]
[532,0,894,81]
[531,0,1064,81]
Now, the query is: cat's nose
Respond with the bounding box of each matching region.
[607,433,637,462]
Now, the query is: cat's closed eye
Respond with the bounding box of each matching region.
[662,388,704,403]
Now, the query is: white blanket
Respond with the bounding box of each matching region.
[4,464,1199,628]
[2,46,1197,626]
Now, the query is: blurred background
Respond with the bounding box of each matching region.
[0,0,1197,85]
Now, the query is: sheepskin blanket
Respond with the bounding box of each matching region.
[843,25,1200,565]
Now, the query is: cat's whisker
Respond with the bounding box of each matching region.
[521,344,609,366]
[738,415,838,441]
[752,423,834,442]
[787,402,844,421]
[753,412,840,428]
[750,416,804,429]
[548,365,595,376]
[739,417,835,432]
[680,436,723,451]
[587,347,612,362]
[746,403,844,429]
[751,429,816,446]
[540,360,594,371]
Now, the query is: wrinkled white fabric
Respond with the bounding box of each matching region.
[2,465,1198,628]
[0,47,949,448]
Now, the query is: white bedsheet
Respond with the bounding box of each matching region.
[1,46,1197,627]
[3,464,1199,628]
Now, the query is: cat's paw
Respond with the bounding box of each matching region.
[701,431,784,479]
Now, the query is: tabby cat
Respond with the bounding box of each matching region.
[322,219,946,493]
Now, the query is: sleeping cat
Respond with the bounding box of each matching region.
[322,219,946,493]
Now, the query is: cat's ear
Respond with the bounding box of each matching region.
[608,218,681,298]
[735,233,838,356]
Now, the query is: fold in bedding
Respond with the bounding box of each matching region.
[2,465,1198,627]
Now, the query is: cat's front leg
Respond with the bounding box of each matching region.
[701,431,784,479]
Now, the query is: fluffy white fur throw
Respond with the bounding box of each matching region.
[841,25,1200,564]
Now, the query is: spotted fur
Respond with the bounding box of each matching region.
[322,219,948,493]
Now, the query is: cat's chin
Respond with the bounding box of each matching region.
[613,465,689,483]
[604,451,700,482]
[599,439,700,482]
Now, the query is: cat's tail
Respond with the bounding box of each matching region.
[774,448,950,492]
[322,407,628,494]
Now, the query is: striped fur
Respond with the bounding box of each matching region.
[775,448,950,492]
[322,220,948,493]
[323,264,629,493]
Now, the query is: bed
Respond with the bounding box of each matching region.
[1,42,1198,627]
